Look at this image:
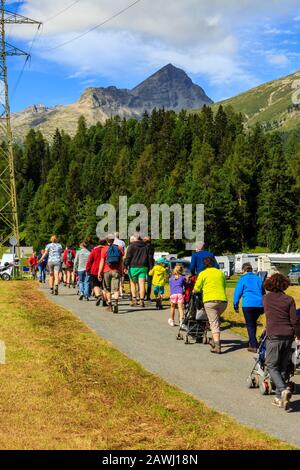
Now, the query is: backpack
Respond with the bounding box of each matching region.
[67,249,74,263]
[107,245,121,266]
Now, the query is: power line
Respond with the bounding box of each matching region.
[43,0,83,24]
[45,0,144,52]
[10,23,42,102]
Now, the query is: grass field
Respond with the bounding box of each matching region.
[0,281,294,450]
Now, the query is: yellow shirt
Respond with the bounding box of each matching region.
[194,267,227,304]
[148,265,168,287]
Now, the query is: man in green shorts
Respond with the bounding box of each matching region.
[124,235,153,308]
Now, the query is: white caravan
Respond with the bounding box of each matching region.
[216,256,231,279]
[258,253,300,277]
[234,254,261,274]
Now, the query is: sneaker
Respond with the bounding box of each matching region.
[101,300,107,307]
[79,294,84,301]
[54,285,59,296]
[96,297,101,307]
[272,397,282,408]
[281,389,292,412]
[50,288,54,295]
[210,343,221,354]
[140,300,146,308]
[131,298,137,307]
[168,318,175,327]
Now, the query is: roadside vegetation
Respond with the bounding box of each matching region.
[0,281,294,450]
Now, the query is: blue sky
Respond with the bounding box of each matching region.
[6,0,300,112]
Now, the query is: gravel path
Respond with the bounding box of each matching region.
[42,285,300,447]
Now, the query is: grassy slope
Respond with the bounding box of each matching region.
[199,71,300,131]
[0,281,294,450]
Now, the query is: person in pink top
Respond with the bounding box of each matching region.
[98,234,124,314]
[169,265,187,327]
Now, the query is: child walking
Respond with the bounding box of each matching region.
[169,265,187,327]
[148,258,168,310]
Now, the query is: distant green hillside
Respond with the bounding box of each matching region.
[211,71,300,131]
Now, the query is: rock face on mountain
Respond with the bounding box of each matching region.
[132,64,213,111]
[10,64,213,140]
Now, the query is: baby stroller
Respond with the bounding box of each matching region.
[246,331,296,395]
[177,292,210,345]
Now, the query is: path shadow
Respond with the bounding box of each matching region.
[221,321,249,331]
[221,339,248,354]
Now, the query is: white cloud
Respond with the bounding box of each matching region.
[7,0,300,93]
[267,53,290,66]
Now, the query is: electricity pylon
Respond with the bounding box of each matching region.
[0,0,41,258]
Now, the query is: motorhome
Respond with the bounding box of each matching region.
[235,254,261,274]
[216,256,232,279]
[258,253,300,277]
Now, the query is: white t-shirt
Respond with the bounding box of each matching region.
[46,243,63,264]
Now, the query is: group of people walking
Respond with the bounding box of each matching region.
[30,234,300,411]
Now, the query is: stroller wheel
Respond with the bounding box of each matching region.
[253,376,260,388]
[246,376,254,389]
[287,381,295,394]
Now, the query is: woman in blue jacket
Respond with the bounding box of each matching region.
[234,263,265,352]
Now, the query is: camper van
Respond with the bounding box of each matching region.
[258,253,300,277]
[235,254,260,274]
[216,256,234,279]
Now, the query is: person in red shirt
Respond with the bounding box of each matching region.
[28,252,39,279]
[86,239,107,306]
[98,235,124,314]
[63,245,76,288]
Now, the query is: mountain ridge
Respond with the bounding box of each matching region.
[11,64,213,140]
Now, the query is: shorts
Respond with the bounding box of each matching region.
[170,294,184,305]
[103,271,121,293]
[154,285,165,297]
[48,262,60,273]
[90,274,102,289]
[204,301,228,334]
[129,267,148,281]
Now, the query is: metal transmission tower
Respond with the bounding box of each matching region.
[0,0,41,257]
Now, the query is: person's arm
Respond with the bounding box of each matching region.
[193,273,203,293]
[124,245,133,269]
[98,249,107,279]
[73,252,79,272]
[233,278,243,310]
[190,253,196,276]
[148,267,154,277]
[85,251,94,274]
[98,256,105,279]
[39,249,48,264]
[289,298,300,339]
